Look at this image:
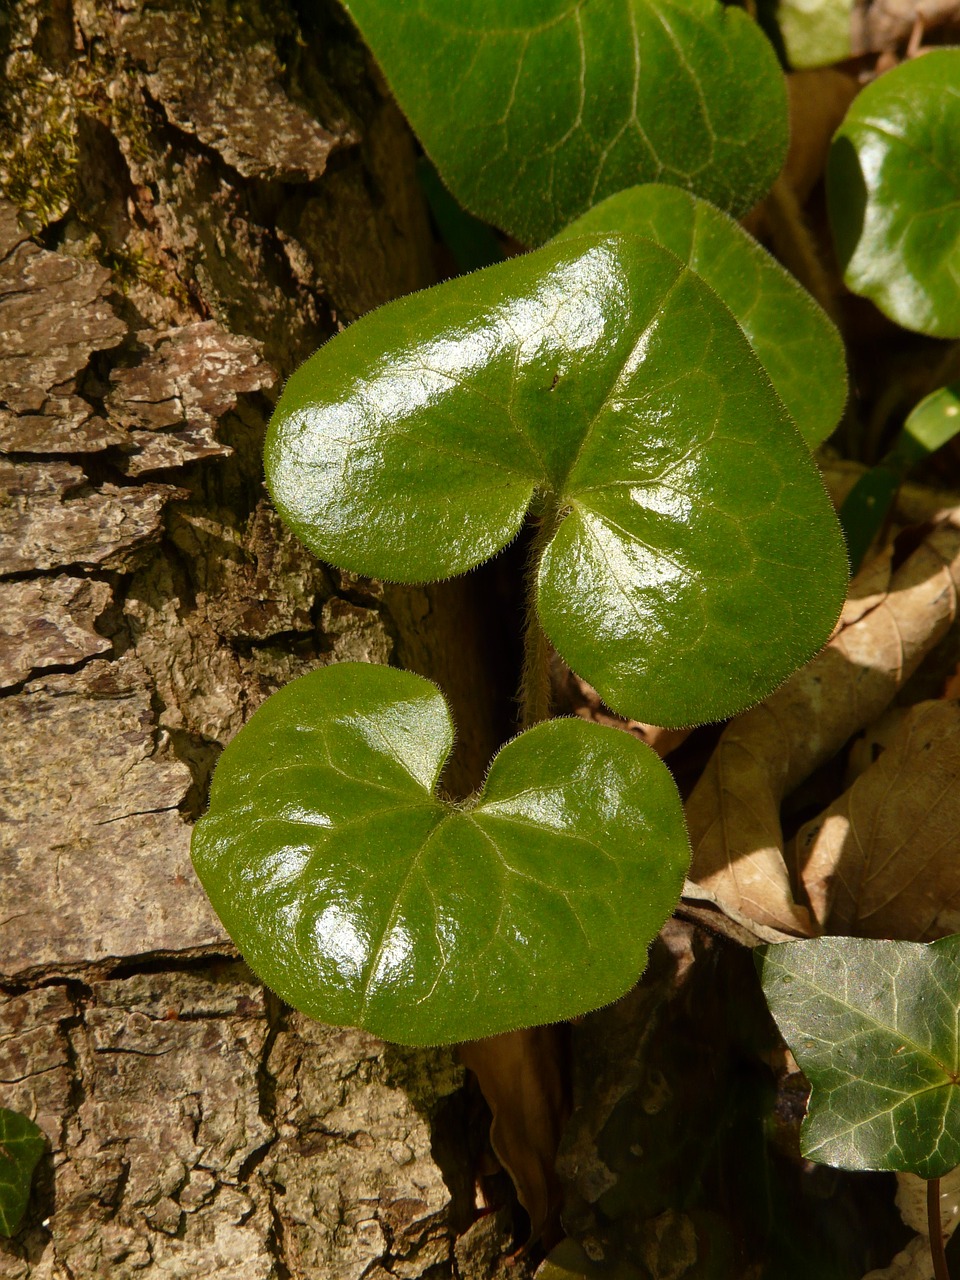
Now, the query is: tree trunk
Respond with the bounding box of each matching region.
[0,2,521,1275]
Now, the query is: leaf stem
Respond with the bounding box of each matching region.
[519,506,561,730]
[929,1177,951,1280]
[763,177,839,326]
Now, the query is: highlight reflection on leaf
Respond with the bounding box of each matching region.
[266,234,848,728]
[191,663,690,1045]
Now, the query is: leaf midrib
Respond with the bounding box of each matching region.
[552,262,688,501]
[774,957,957,1078]
[357,806,454,1021]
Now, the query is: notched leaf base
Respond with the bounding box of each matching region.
[266,230,849,729]
[191,663,690,1045]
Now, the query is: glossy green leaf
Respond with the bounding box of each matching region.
[828,50,960,338]
[0,1109,44,1238]
[342,0,789,245]
[553,184,847,447]
[418,160,505,274]
[266,235,848,728]
[191,662,689,1046]
[758,935,960,1178]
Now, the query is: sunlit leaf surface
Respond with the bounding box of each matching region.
[342,0,788,244]
[759,935,960,1178]
[828,50,960,338]
[266,235,848,727]
[553,184,847,447]
[191,663,690,1045]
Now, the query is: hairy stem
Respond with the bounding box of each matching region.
[929,1177,951,1280]
[764,177,839,326]
[519,506,562,730]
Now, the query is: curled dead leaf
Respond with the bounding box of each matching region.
[677,880,798,947]
[459,1025,569,1247]
[797,699,960,939]
[687,514,960,933]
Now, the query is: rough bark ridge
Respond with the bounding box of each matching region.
[0,2,516,1275]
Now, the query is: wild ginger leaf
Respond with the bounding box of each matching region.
[828,50,960,338]
[191,662,690,1046]
[266,234,848,728]
[341,0,788,245]
[758,935,960,1178]
[554,184,847,448]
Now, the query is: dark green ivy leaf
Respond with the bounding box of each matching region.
[758,935,960,1179]
[191,663,690,1046]
[342,0,789,245]
[266,234,848,728]
[0,1109,45,1238]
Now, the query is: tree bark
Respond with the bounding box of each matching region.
[0,2,520,1275]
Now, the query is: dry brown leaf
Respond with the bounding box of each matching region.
[852,0,960,59]
[843,705,911,786]
[687,515,960,933]
[784,70,861,207]
[796,699,960,939]
[677,880,798,947]
[459,1025,568,1246]
[742,70,858,240]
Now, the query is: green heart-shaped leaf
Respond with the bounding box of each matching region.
[758,936,960,1178]
[191,663,689,1045]
[827,50,960,338]
[266,235,848,727]
[342,0,788,245]
[554,184,847,447]
[0,1109,45,1238]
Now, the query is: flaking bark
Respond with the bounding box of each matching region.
[0,2,519,1274]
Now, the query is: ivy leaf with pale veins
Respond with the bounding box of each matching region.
[758,935,960,1178]
[266,234,848,728]
[828,49,960,338]
[342,0,788,245]
[0,1108,45,1238]
[553,184,847,448]
[191,662,690,1046]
